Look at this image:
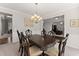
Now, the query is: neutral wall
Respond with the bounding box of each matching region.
[64,7,79,49]
[30,21,43,34]
[0,6,43,43]
[0,15,1,35]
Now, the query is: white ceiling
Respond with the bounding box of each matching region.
[0,3,79,18]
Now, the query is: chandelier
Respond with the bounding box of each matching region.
[31,3,42,23]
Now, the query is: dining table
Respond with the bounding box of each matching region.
[29,34,65,56]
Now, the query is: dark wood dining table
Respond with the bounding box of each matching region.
[30,34,65,56]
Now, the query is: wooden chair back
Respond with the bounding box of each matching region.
[21,32,30,56]
[42,29,56,47]
[17,30,23,45]
[25,29,32,38]
[41,28,47,37]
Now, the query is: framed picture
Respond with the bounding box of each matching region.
[70,19,79,27]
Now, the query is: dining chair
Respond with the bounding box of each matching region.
[25,29,33,46]
[44,33,69,56]
[41,28,47,37]
[21,32,43,56]
[17,30,24,56]
[48,30,56,35]
[17,30,21,52]
[42,31,56,56]
[25,29,32,37]
[61,33,69,56]
[45,31,56,46]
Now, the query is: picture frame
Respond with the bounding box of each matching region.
[70,19,79,27]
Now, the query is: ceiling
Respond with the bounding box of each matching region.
[0,3,79,19]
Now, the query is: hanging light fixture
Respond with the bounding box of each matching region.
[31,3,42,23]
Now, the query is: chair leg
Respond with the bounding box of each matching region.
[61,47,65,56]
[61,42,66,56]
[18,46,21,52]
[20,47,23,56]
[24,47,27,56]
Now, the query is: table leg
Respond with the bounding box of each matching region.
[42,50,45,56]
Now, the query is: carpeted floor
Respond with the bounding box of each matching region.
[64,46,79,56]
[0,42,19,56]
[0,42,79,56]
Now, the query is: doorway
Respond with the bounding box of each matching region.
[0,13,12,43]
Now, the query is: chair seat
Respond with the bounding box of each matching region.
[29,46,43,56]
